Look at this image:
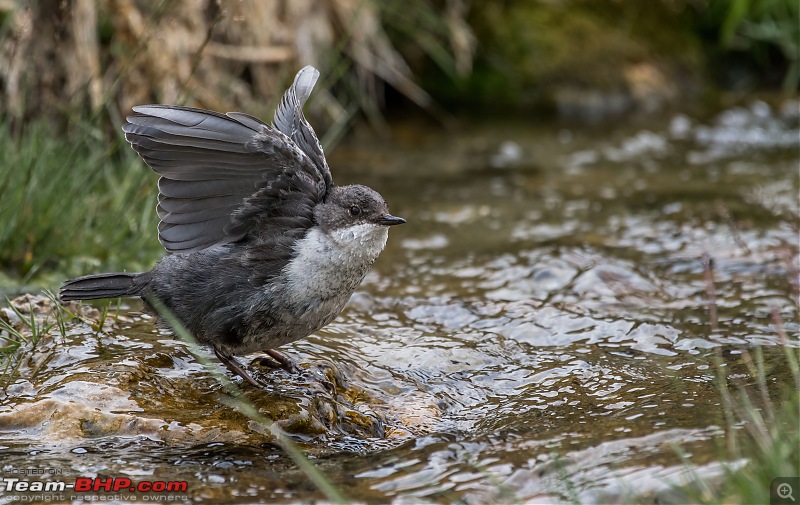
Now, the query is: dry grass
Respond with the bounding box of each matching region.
[0,0,468,129]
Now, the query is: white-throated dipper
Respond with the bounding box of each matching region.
[61,66,406,386]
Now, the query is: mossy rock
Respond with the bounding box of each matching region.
[424,0,704,116]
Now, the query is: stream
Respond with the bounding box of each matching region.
[1,99,798,503]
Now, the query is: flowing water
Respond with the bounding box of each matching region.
[1,99,798,503]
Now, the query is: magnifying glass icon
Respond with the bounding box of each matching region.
[778,482,795,502]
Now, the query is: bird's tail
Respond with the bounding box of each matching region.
[60,272,143,301]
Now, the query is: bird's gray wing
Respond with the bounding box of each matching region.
[273,65,334,192]
[123,104,326,253]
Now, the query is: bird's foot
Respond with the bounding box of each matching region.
[214,347,261,387]
[259,349,301,374]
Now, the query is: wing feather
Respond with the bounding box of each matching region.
[122,70,331,258]
[272,66,334,190]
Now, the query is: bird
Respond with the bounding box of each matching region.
[60,66,406,386]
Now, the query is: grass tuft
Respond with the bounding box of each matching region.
[677,342,800,503]
[0,119,163,289]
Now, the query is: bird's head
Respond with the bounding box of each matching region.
[315,185,405,244]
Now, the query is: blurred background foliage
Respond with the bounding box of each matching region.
[0,0,797,128]
[0,0,797,285]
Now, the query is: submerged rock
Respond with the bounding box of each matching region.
[0,294,408,450]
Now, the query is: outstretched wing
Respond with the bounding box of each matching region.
[273,66,334,190]
[121,67,332,254]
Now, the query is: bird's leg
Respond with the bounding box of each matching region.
[213,347,260,387]
[260,349,300,373]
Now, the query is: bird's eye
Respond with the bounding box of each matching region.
[349,205,361,216]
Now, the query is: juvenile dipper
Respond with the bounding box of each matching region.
[61,66,405,386]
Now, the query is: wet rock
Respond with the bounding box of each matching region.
[0,380,253,446]
[0,300,397,451]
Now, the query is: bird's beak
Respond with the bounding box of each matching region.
[377,214,407,226]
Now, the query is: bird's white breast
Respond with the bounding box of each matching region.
[281,223,388,311]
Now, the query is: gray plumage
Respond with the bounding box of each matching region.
[61,66,405,385]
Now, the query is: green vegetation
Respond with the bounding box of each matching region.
[458,1,702,104]
[0,292,66,385]
[705,0,800,91]
[0,120,162,290]
[409,0,798,112]
[676,321,800,503]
